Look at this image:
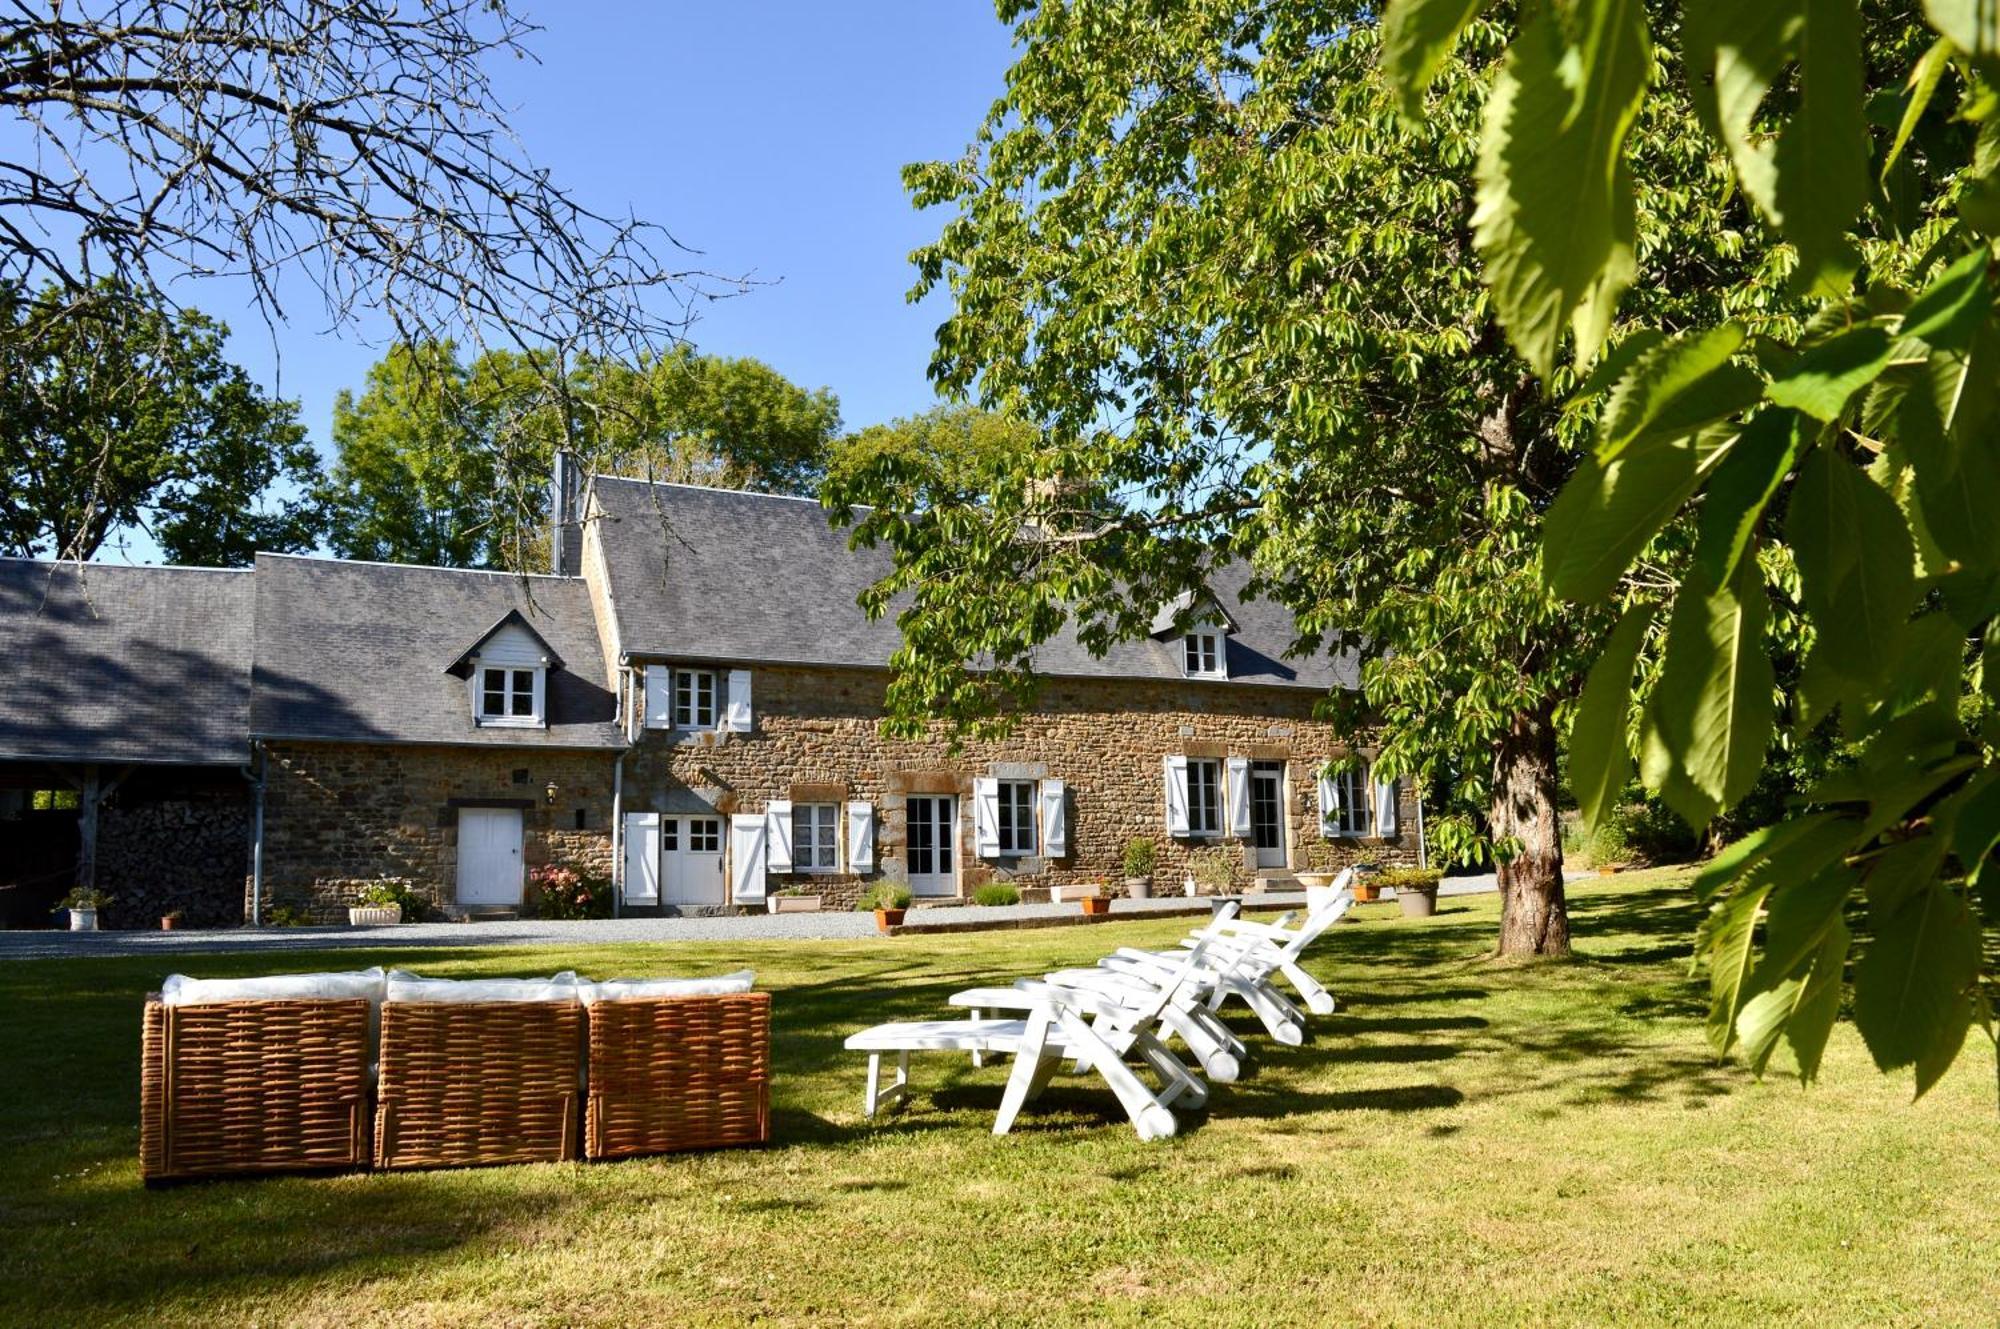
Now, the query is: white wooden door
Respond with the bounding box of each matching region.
[623,812,660,905]
[663,815,726,906]
[906,795,957,896]
[456,807,523,905]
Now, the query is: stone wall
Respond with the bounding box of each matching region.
[625,664,1419,907]
[258,743,616,921]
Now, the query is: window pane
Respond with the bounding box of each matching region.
[662,820,678,850]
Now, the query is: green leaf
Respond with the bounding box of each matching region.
[1381,0,1495,118]
[1569,605,1652,836]
[1897,344,2000,571]
[1852,880,1982,1095]
[1948,766,2000,882]
[1861,834,1948,918]
[1900,249,1991,350]
[1736,863,1854,1078]
[1473,0,1649,377]
[1883,38,1954,182]
[1787,447,1917,686]
[1595,323,1761,462]
[1766,326,1895,421]
[1543,426,1733,601]
[1699,872,1782,1057]
[1642,554,1775,823]
[1692,814,1837,904]
[1924,0,2000,60]
[1692,409,1801,587]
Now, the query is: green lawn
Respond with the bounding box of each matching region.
[1,872,1994,1327]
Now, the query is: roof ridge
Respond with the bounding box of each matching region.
[256,551,584,581]
[0,556,252,574]
[588,473,853,509]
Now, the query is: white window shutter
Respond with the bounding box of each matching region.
[1038,779,1067,857]
[1225,756,1252,837]
[765,798,794,873]
[622,812,660,903]
[972,777,1000,857]
[846,801,875,872]
[1163,756,1191,838]
[724,669,753,732]
[643,666,672,729]
[1317,772,1339,837]
[1374,777,1399,836]
[729,814,768,903]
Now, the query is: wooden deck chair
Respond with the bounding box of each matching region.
[842,939,1216,1141]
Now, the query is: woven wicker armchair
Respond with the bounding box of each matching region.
[585,991,771,1160]
[140,997,372,1183]
[374,998,585,1170]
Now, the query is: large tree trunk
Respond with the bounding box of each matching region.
[1491,704,1570,957]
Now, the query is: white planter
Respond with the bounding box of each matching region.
[770,895,823,913]
[347,904,402,927]
[1125,877,1152,900]
[68,907,97,932]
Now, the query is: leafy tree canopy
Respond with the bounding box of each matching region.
[321,342,841,571]
[826,0,1842,957]
[1388,0,1995,1093]
[0,282,322,565]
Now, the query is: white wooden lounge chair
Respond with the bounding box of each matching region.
[961,902,1258,1083]
[1094,882,1355,1044]
[842,940,1215,1141]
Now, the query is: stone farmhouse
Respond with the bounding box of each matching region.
[0,467,1424,926]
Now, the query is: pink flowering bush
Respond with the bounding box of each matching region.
[529,864,610,920]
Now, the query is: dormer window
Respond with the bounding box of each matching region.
[447,609,563,731]
[476,663,545,727]
[1183,629,1226,679]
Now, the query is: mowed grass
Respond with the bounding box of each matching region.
[1,872,1995,1328]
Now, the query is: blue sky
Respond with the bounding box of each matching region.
[117,3,1019,561]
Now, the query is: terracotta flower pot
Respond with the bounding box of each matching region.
[874,907,906,933]
[1080,896,1112,916]
[160,917,179,931]
[1352,883,1380,903]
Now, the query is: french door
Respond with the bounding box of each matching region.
[1250,763,1286,869]
[906,795,957,896]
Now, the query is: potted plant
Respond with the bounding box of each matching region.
[1379,866,1444,918]
[57,887,110,932]
[1294,841,1340,890]
[1351,865,1383,903]
[1189,846,1236,896]
[160,908,184,932]
[348,880,410,927]
[1121,837,1156,900]
[771,884,824,913]
[857,882,912,932]
[1079,882,1113,916]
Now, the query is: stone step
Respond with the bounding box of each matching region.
[445,905,522,922]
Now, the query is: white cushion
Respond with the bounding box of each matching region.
[160,967,386,1007]
[578,970,756,1005]
[384,969,581,1004]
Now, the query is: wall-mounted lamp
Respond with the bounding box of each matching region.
[545,780,559,806]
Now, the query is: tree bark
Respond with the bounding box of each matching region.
[1492,704,1570,957]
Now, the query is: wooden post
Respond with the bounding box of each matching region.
[75,763,99,892]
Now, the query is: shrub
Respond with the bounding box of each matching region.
[855,881,913,911]
[265,904,315,927]
[356,879,432,921]
[972,883,1020,907]
[1376,867,1443,892]
[529,864,610,920]
[1188,846,1237,891]
[55,886,112,912]
[1121,837,1156,878]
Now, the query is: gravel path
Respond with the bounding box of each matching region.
[0,871,1535,962]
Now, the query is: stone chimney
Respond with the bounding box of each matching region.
[549,449,582,577]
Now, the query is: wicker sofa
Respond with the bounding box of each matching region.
[140,972,771,1183]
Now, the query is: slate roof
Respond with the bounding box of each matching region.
[0,559,254,765]
[249,554,622,749]
[589,476,1358,692]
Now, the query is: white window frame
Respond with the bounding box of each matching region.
[671,667,719,730]
[1186,758,1223,837]
[996,780,1037,855]
[1182,629,1226,679]
[474,660,545,728]
[791,802,840,873]
[1330,766,1371,836]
